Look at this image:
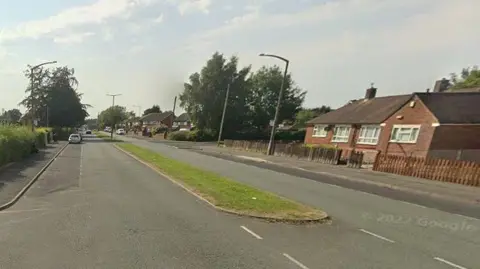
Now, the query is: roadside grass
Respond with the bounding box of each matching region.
[93,131,124,142]
[116,143,327,221]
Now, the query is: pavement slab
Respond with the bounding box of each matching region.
[0,142,67,206]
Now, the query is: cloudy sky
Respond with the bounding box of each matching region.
[0,0,479,117]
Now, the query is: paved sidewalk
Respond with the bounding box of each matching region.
[199,145,480,205]
[0,142,67,206]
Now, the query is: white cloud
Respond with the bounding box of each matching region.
[0,0,158,42]
[186,0,480,57]
[129,45,144,54]
[153,14,164,23]
[102,27,115,41]
[53,32,96,44]
[166,0,212,15]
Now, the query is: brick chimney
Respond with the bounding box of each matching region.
[433,78,450,92]
[364,83,377,100]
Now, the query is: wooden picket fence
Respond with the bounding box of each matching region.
[223,140,344,165]
[373,154,480,186]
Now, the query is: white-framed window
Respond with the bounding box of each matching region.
[357,125,381,145]
[312,125,328,137]
[389,125,420,143]
[332,125,351,143]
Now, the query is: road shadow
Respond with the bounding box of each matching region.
[0,143,65,204]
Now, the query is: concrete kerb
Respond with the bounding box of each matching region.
[0,143,70,211]
[112,144,330,225]
[210,151,479,206]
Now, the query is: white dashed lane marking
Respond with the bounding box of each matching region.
[240,225,263,239]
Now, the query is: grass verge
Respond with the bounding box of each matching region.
[116,143,328,222]
[93,131,123,142]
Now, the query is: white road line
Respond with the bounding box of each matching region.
[359,229,395,243]
[434,257,468,269]
[283,253,310,269]
[240,225,263,239]
[79,144,84,186]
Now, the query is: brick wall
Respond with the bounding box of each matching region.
[377,95,437,158]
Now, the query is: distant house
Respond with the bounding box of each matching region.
[173,113,191,129]
[305,85,480,162]
[140,111,174,129]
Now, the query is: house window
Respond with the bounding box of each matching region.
[357,125,381,145]
[312,125,328,137]
[390,125,420,143]
[332,125,351,143]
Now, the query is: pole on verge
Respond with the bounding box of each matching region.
[107,94,121,139]
[217,80,231,146]
[259,53,290,156]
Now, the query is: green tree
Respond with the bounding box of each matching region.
[248,66,306,130]
[143,105,161,116]
[99,106,128,128]
[1,109,22,123]
[179,52,251,136]
[450,66,480,89]
[19,65,90,127]
[295,106,332,128]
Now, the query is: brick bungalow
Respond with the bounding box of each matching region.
[305,86,480,162]
[140,111,175,129]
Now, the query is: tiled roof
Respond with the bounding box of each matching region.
[140,111,173,122]
[416,92,480,124]
[174,113,190,122]
[307,94,412,125]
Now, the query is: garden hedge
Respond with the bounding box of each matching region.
[0,125,54,167]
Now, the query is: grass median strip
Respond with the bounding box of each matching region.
[93,132,123,142]
[116,143,327,222]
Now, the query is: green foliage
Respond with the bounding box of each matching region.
[295,106,332,128]
[450,66,480,89]
[224,130,305,141]
[98,106,128,129]
[0,109,22,123]
[143,105,161,116]
[0,125,37,166]
[179,52,252,137]
[248,66,306,130]
[19,66,90,127]
[168,131,190,141]
[178,52,308,139]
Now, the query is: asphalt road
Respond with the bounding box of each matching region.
[111,135,480,269]
[0,135,477,268]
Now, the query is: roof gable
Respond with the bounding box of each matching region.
[174,113,190,122]
[140,111,173,122]
[415,92,480,124]
[307,94,412,125]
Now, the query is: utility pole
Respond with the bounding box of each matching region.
[107,93,121,139]
[217,80,231,146]
[46,106,49,128]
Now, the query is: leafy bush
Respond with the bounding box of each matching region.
[168,129,216,141]
[168,131,190,141]
[187,129,216,142]
[224,129,305,142]
[0,125,37,166]
[52,127,75,141]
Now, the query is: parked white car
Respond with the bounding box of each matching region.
[116,128,126,135]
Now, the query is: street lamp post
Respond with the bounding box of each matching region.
[29,61,57,131]
[107,94,121,139]
[259,53,290,156]
[217,77,233,146]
